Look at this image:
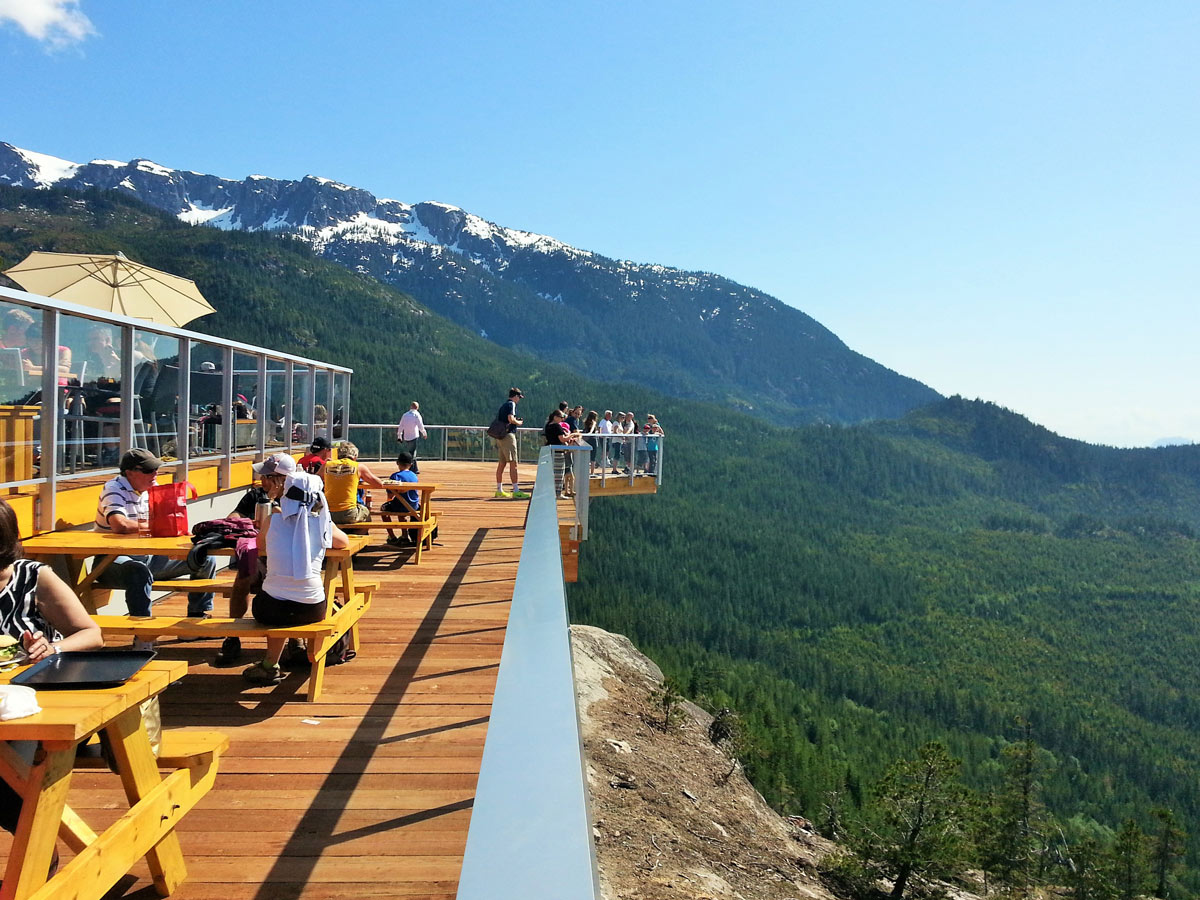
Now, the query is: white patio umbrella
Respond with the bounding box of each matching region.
[3,251,217,328]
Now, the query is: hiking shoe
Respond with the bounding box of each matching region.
[510,490,531,500]
[386,535,406,547]
[242,661,283,685]
[214,637,242,666]
[279,639,311,670]
[494,489,512,499]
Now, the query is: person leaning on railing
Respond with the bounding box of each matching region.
[0,496,103,843]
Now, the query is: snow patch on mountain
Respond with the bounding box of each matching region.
[11,147,78,185]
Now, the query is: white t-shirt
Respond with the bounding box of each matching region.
[262,472,332,605]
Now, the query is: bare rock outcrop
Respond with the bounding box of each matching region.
[572,624,838,900]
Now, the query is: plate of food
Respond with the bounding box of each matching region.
[0,634,26,671]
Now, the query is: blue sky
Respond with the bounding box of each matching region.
[3,0,1198,447]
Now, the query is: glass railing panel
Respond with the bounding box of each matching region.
[456,447,599,900]
[263,361,287,451]
[290,365,312,447]
[188,341,224,460]
[59,312,123,472]
[0,300,43,486]
[133,331,179,462]
[228,351,261,455]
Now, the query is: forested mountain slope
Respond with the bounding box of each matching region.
[5,186,1200,890]
[572,408,1200,889]
[0,142,941,424]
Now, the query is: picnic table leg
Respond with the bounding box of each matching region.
[2,744,74,900]
[105,707,189,897]
[306,637,329,702]
[332,559,363,653]
[58,803,100,852]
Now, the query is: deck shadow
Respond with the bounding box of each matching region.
[249,526,499,899]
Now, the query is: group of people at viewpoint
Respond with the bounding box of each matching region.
[486,388,665,499]
[0,431,428,692]
[0,390,660,689]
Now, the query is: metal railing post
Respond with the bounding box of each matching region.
[178,339,191,483]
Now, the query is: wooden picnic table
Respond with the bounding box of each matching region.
[0,659,224,900]
[21,531,369,614]
[348,482,440,563]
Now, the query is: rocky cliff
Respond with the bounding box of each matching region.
[572,625,835,900]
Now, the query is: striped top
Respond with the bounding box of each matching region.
[95,474,147,531]
[0,559,57,642]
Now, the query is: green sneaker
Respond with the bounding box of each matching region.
[494,489,513,499]
[511,489,531,500]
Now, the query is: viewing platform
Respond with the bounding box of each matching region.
[3,462,517,897]
[0,284,661,900]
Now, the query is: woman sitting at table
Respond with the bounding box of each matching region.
[0,497,103,841]
[242,454,348,686]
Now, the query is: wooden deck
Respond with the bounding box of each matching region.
[25,461,539,900]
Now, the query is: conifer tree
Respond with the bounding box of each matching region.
[1150,809,1186,899]
[852,742,974,900]
[1109,819,1150,900]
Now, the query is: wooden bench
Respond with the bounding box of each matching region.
[338,517,438,563]
[76,730,229,771]
[344,482,440,564]
[93,581,377,702]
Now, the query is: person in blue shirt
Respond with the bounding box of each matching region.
[381,451,420,547]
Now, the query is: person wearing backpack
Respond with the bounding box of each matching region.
[489,387,529,499]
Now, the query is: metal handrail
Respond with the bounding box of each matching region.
[455,446,600,900]
[346,424,664,492]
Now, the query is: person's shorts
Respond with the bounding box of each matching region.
[331,504,370,525]
[252,590,326,627]
[381,497,418,515]
[494,432,518,464]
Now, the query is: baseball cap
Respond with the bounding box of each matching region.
[309,436,332,453]
[252,454,297,477]
[120,448,162,474]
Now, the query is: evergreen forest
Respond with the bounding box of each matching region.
[4,186,1200,895]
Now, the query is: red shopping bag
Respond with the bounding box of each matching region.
[147,481,198,537]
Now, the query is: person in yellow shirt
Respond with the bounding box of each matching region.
[323,441,385,524]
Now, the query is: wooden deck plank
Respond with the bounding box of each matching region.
[81,461,527,900]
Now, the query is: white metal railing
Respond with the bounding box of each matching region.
[348,424,664,491]
[455,446,600,900]
[0,285,352,531]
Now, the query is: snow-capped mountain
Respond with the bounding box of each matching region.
[0,142,940,423]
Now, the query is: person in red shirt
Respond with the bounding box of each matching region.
[297,436,332,479]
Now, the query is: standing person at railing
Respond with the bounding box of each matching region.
[644,414,664,475]
[543,409,582,498]
[395,401,428,475]
[597,409,614,474]
[581,410,600,475]
[490,387,529,500]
